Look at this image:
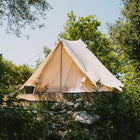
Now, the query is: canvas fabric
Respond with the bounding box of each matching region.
[22,39,123,92]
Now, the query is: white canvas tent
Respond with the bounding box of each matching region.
[22,39,123,93]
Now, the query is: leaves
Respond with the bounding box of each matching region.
[0,0,52,36]
[108,0,140,74]
[108,0,140,114]
[0,54,33,90]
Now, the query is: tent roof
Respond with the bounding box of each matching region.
[61,39,123,91]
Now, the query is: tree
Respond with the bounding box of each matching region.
[59,11,120,76]
[108,0,140,75]
[108,0,140,104]
[0,54,33,89]
[0,0,52,36]
[108,1,140,137]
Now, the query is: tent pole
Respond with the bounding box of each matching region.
[60,42,62,92]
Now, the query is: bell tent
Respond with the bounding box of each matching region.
[22,39,123,93]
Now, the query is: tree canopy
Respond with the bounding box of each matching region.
[108,0,140,75]
[0,54,33,91]
[0,0,52,36]
[108,0,140,122]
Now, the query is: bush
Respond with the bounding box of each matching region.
[92,91,140,140]
[0,88,61,140]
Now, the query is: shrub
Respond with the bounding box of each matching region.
[92,91,140,140]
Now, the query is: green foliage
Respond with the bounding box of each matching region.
[122,65,140,121]
[58,11,120,75]
[92,92,140,140]
[18,64,34,84]
[0,106,46,140]
[0,0,52,36]
[0,54,35,139]
[66,128,91,140]
[43,46,51,57]
[104,2,140,138]
[0,54,33,89]
[106,2,140,138]
[108,0,140,75]
[0,89,61,139]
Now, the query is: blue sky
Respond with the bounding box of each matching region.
[0,0,122,66]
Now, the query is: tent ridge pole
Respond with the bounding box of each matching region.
[60,41,62,92]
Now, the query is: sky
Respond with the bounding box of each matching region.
[0,0,122,66]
